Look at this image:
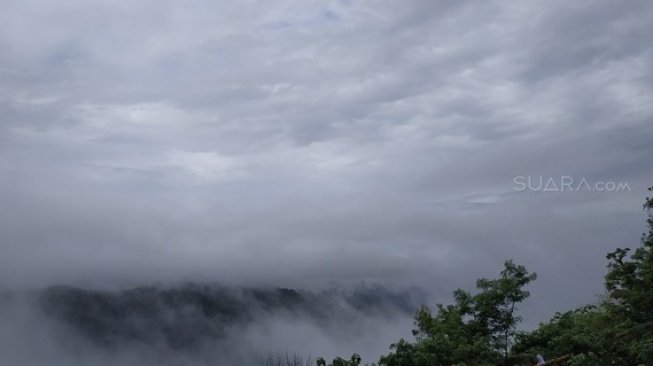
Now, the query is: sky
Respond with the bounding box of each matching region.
[0,0,652,325]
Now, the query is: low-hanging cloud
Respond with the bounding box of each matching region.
[0,0,652,358]
[0,284,420,365]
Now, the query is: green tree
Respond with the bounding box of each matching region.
[379,261,536,366]
[317,354,362,366]
[512,185,653,365]
[604,185,653,363]
[511,306,631,366]
[472,260,537,364]
[329,186,653,366]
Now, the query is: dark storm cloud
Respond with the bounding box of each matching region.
[0,0,652,331]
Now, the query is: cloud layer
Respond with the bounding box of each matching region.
[1,0,652,329]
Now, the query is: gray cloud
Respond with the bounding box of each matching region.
[0,0,652,347]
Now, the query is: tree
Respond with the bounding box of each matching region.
[511,306,631,366]
[317,354,362,366]
[472,260,537,364]
[332,186,653,366]
[379,261,536,366]
[512,185,653,365]
[604,185,653,363]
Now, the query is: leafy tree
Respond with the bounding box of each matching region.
[471,260,537,363]
[328,186,653,366]
[511,306,631,366]
[604,185,653,364]
[317,354,362,366]
[379,261,536,366]
[512,185,653,365]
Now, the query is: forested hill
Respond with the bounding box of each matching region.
[37,284,425,351]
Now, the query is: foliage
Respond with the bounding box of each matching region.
[324,186,653,366]
[377,260,536,366]
[602,186,653,364]
[472,260,538,361]
[502,186,653,365]
[605,188,653,317]
[511,306,632,365]
[316,354,362,366]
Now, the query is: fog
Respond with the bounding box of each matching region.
[0,285,420,365]
[1,0,652,364]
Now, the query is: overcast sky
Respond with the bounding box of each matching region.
[1,0,652,323]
